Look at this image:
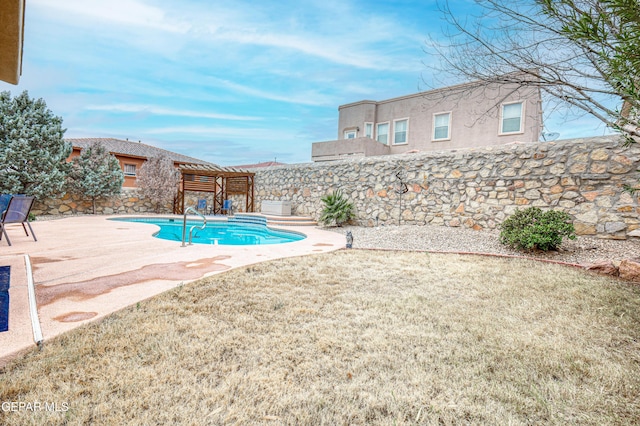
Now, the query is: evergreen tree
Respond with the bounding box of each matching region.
[0,90,71,198]
[68,142,124,214]
[136,156,180,213]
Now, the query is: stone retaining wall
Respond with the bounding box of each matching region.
[33,190,246,217]
[254,136,640,239]
[32,188,173,216]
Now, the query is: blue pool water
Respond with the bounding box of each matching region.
[0,266,10,333]
[110,217,305,245]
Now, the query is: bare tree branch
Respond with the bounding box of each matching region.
[426,0,640,141]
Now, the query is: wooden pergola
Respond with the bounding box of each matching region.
[173,164,255,215]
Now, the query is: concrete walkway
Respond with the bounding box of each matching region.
[0,215,345,366]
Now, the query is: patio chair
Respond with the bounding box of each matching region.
[0,194,11,216]
[221,199,233,215]
[0,195,37,246]
[197,198,207,214]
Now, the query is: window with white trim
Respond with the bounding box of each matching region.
[344,130,357,139]
[123,164,136,176]
[393,119,408,144]
[376,122,389,144]
[501,102,524,134]
[433,112,451,141]
[364,122,373,138]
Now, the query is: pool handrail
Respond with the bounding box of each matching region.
[182,206,207,247]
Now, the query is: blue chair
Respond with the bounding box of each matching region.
[222,199,233,215]
[0,196,37,246]
[0,194,11,216]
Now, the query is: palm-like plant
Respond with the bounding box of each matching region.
[319,190,354,227]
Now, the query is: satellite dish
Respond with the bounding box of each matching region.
[541,132,560,142]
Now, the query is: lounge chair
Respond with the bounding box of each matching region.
[0,195,37,246]
[0,194,11,216]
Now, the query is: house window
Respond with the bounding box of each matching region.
[433,112,451,141]
[364,122,373,138]
[376,122,389,144]
[344,130,357,139]
[501,102,524,134]
[123,164,137,176]
[393,119,408,144]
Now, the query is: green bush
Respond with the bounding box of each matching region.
[499,207,576,251]
[319,190,354,227]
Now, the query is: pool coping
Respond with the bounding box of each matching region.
[0,215,345,367]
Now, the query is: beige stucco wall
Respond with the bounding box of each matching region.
[333,80,542,157]
[0,0,24,85]
[312,137,390,162]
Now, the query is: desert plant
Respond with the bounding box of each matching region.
[319,190,354,227]
[500,207,576,251]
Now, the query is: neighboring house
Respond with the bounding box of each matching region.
[231,161,287,169]
[67,138,211,188]
[312,76,543,162]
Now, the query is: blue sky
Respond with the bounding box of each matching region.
[0,0,612,166]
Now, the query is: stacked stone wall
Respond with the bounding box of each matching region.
[254,136,640,239]
[33,190,250,217]
[32,188,174,216]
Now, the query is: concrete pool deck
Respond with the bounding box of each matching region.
[0,215,345,366]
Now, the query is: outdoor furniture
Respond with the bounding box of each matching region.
[197,198,207,214]
[261,200,291,216]
[0,195,37,246]
[222,199,233,215]
[0,194,11,216]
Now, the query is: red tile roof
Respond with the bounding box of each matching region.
[232,161,286,169]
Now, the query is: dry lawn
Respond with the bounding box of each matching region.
[1,250,640,425]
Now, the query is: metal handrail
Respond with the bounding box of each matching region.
[181,206,207,247]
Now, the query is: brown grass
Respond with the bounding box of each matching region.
[1,250,640,425]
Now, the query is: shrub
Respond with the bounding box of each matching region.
[499,207,576,251]
[319,190,354,227]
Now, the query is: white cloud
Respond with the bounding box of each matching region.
[207,78,336,107]
[30,0,189,33]
[85,104,261,121]
[143,125,296,140]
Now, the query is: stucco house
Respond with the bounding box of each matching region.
[67,138,211,188]
[312,76,543,162]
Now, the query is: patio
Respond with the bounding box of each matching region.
[0,215,344,366]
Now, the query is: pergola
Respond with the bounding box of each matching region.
[174,164,255,215]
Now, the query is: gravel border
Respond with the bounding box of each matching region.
[328,224,640,266]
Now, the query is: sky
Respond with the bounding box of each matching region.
[0,0,613,166]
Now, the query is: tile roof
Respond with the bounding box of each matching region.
[67,138,212,166]
[231,161,287,169]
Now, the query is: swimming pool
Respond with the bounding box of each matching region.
[110,217,306,245]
